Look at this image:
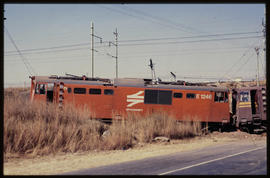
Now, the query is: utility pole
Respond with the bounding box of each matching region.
[114,28,118,79]
[255,47,260,86]
[262,9,266,80]
[90,22,102,78]
[108,28,119,78]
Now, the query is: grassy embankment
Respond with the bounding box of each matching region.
[4,88,201,159]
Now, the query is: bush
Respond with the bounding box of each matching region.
[4,88,201,158]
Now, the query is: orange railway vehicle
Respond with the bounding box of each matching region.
[30,75,230,129]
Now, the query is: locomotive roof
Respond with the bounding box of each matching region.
[31,76,228,92]
[32,76,112,85]
[235,85,266,91]
[113,78,228,92]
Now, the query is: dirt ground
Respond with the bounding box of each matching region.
[3,131,266,175]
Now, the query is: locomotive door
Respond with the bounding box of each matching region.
[46,83,54,102]
[250,89,259,115]
[34,82,47,101]
[102,87,114,119]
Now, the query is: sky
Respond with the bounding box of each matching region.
[3,3,266,88]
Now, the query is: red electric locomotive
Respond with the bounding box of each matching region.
[30,75,230,130]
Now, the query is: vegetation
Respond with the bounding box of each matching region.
[4,88,201,159]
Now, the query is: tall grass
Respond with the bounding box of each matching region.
[4,88,201,158]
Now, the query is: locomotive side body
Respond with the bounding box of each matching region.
[30,76,230,128]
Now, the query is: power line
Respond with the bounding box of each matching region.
[119,31,261,43]
[97,5,192,34]
[5,45,249,64]
[5,42,90,54]
[119,5,205,34]
[4,26,36,76]
[5,31,259,54]
[4,44,256,64]
[5,33,262,56]
[218,38,263,80]
[117,35,263,47]
[229,52,255,78]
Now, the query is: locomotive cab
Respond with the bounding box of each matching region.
[30,76,58,103]
[231,86,266,133]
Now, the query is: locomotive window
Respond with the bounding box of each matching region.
[144,90,172,105]
[214,92,227,102]
[173,92,183,98]
[144,90,158,104]
[159,90,172,105]
[104,89,114,95]
[68,88,72,93]
[89,88,101,95]
[239,91,249,102]
[74,88,86,94]
[186,93,195,99]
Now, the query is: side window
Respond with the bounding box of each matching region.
[68,88,72,93]
[39,84,46,95]
[104,89,114,95]
[174,92,183,98]
[89,88,101,95]
[186,93,195,99]
[144,90,158,104]
[214,91,228,102]
[74,88,86,94]
[144,90,172,105]
[159,90,172,105]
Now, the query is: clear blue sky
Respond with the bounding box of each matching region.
[4,4,266,87]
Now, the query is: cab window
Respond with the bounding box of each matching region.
[35,83,46,95]
[239,91,249,102]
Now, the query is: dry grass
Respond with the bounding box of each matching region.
[4,88,201,159]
